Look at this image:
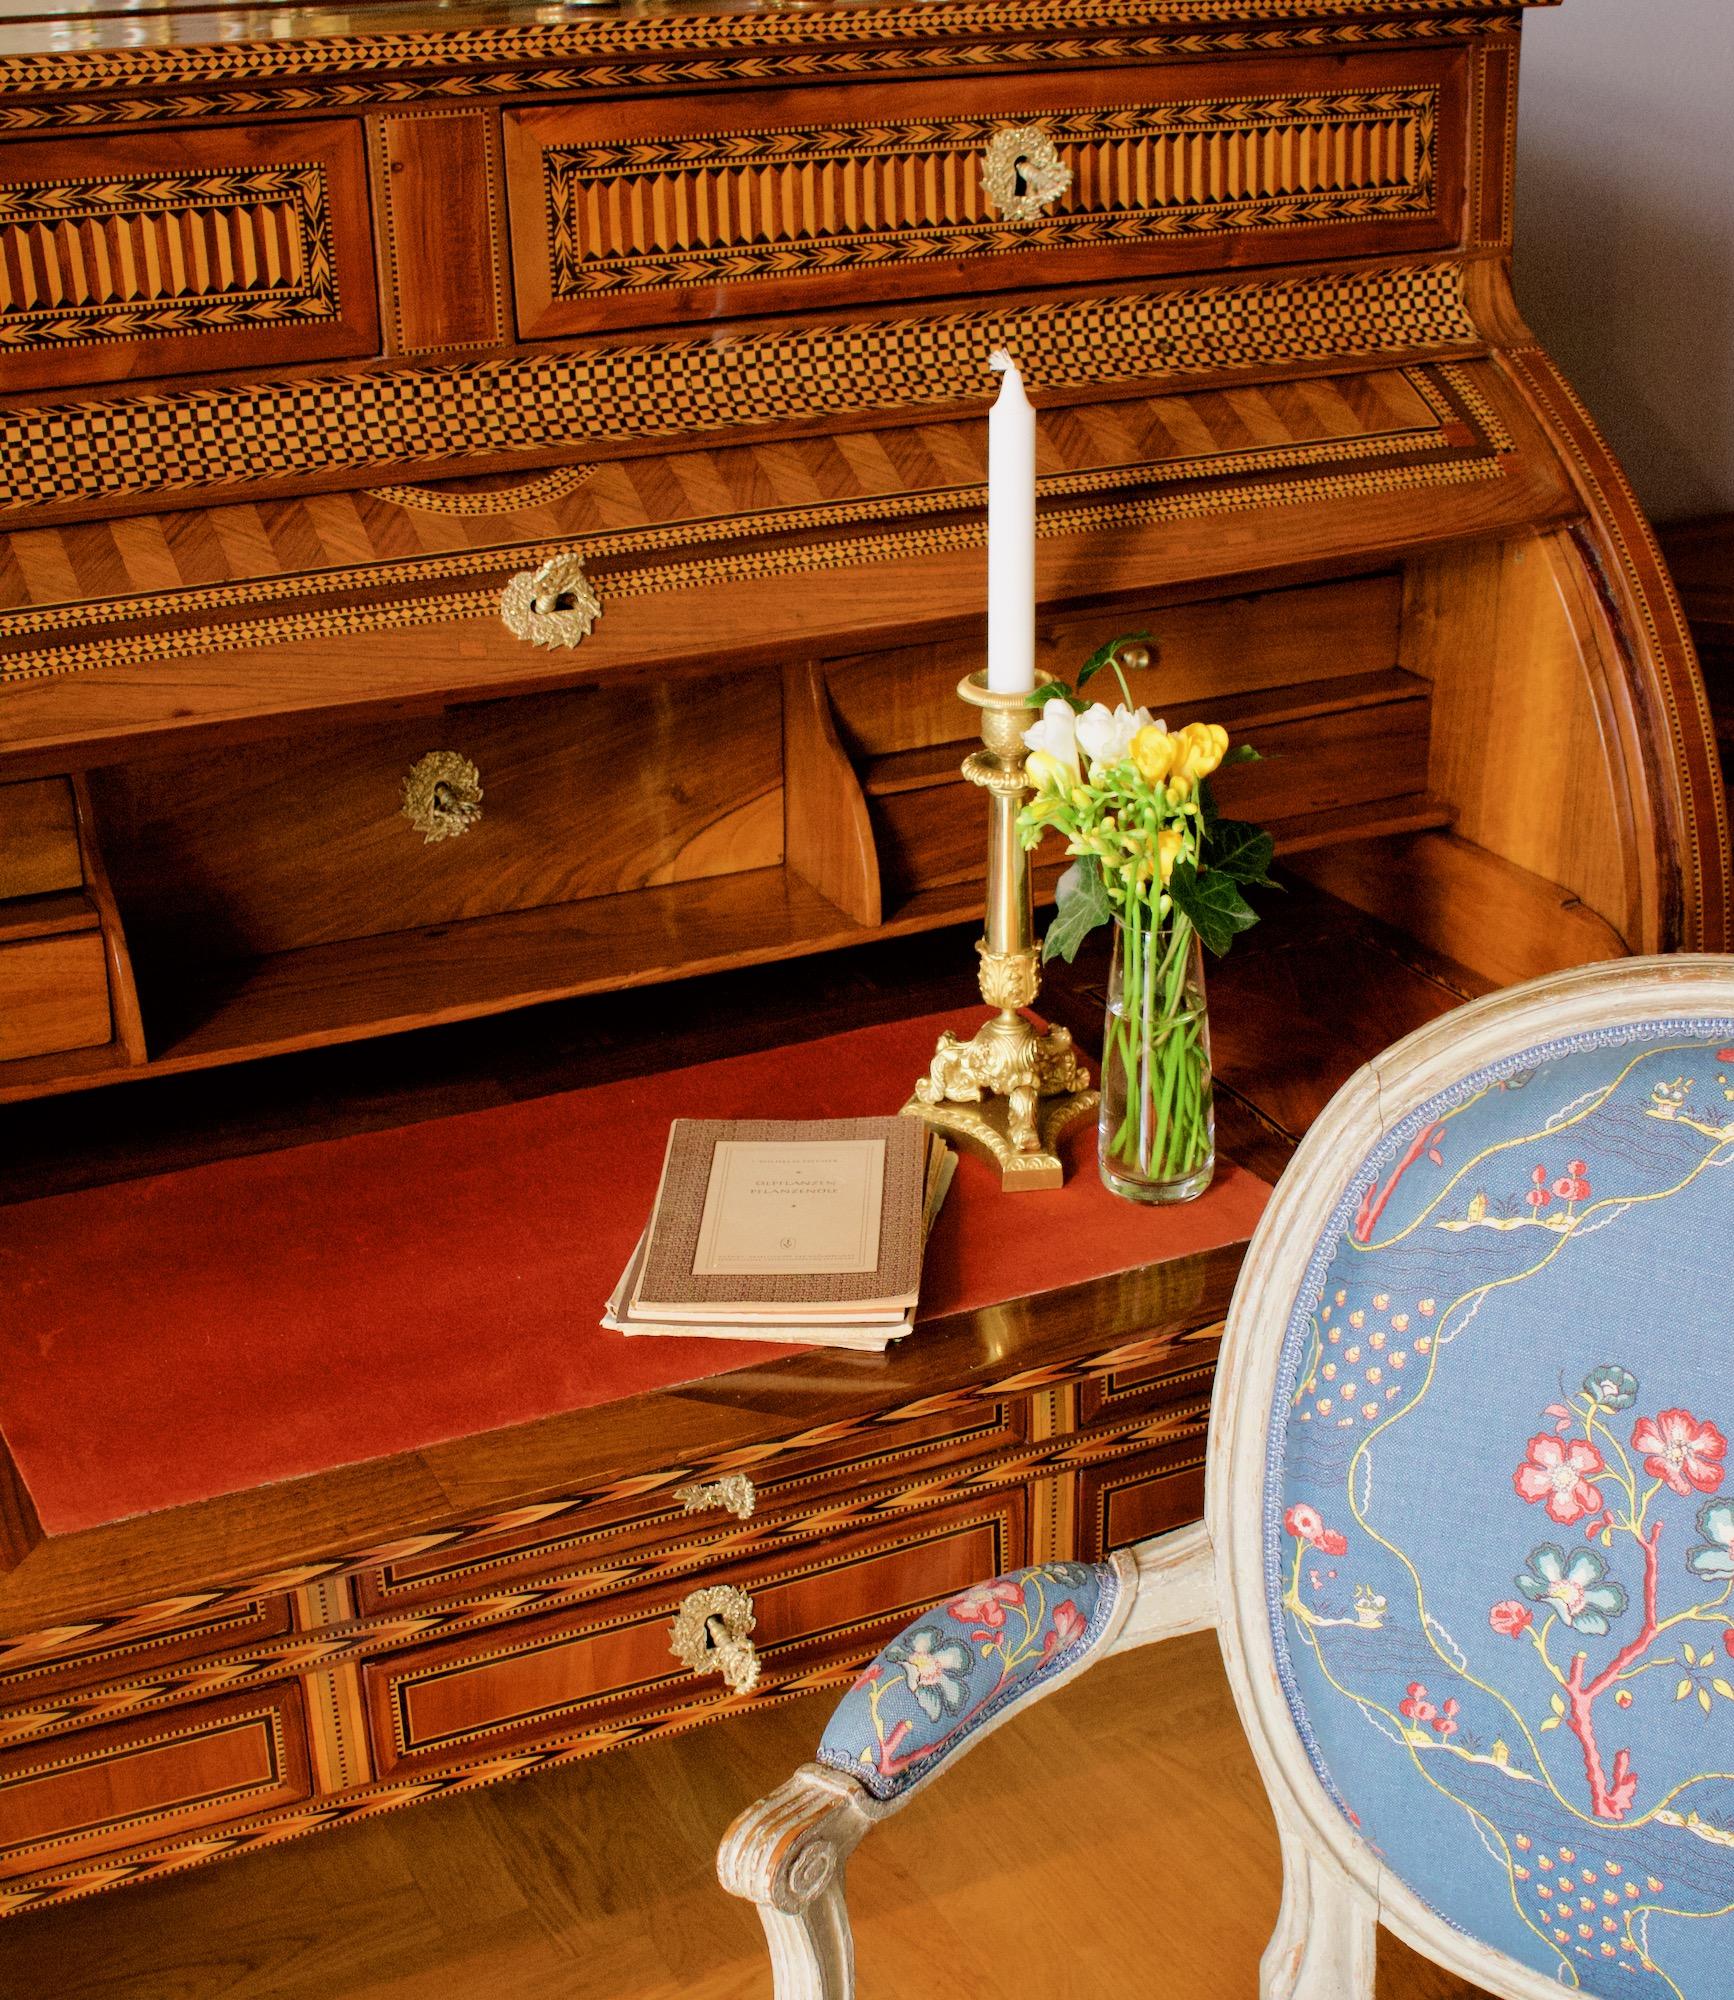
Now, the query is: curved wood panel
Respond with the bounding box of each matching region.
[1500,343,1731,950]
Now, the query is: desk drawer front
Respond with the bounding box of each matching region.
[0,121,380,395]
[353,1398,1028,1615]
[506,50,1464,337]
[364,1494,1024,1776]
[0,1686,310,1884]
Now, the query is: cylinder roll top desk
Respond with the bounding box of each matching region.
[0,0,1725,1916]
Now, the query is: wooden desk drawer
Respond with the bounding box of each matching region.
[1076,1321,1222,1430]
[363,1492,1025,1777]
[354,1396,1029,1616]
[1077,1445,1209,1559]
[0,779,80,899]
[0,1685,310,1881]
[505,49,1464,338]
[0,121,380,395]
[0,928,109,1061]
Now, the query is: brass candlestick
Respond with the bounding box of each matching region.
[903,671,1097,1191]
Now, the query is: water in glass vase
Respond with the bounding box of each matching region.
[1099,915,1215,1203]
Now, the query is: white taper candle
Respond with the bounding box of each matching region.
[985,348,1037,695]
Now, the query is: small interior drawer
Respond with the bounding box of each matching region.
[0,778,81,899]
[0,928,109,1062]
[505,47,1465,338]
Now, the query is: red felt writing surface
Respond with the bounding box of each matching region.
[0,1010,1266,1531]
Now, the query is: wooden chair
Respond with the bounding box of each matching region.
[719,955,1734,1999]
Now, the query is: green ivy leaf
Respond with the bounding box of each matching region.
[1076,631,1151,693]
[1205,819,1279,890]
[1042,859,1114,964]
[1026,680,1089,714]
[1168,860,1258,959]
[1221,742,1263,766]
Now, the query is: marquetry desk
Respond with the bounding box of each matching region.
[0,0,1726,1915]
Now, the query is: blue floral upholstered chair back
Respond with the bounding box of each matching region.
[1217,963,1734,2000]
[721,960,1734,2000]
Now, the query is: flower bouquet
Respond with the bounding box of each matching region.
[1017,637,1275,1202]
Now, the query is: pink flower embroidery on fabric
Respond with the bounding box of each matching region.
[946,1580,1025,1629]
[1041,1599,1087,1659]
[1433,1698,1460,1741]
[1284,1503,1348,1555]
[1553,1160,1592,1205]
[1399,1682,1437,1725]
[1490,1600,1534,1637]
[1514,1434,1607,1524]
[1630,1409,1726,1497]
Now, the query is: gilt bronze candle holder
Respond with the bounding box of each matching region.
[902,671,1097,1191]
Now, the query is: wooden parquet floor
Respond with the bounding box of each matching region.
[0,1631,1487,2000]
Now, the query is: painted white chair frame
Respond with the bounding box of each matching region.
[718,954,1734,2000]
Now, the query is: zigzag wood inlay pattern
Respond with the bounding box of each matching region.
[547,91,1436,293]
[0,164,337,350]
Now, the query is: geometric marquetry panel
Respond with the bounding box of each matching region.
[0,122,377,396]
[0,163,338,353]
[543,89,1438,297]
[0,265,1482,515]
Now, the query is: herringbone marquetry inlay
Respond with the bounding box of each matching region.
[545,89,1437,295]
[0,162,338,352]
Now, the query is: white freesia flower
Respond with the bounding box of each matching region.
[1075,701,1154,774]
[1022,698,1081,783]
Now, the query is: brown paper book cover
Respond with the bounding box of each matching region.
[629,1116,931,1323]
[605,1142,953,1351]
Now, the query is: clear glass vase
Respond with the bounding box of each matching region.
[1099,913,1215,1203]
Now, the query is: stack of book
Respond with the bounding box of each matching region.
[605,1115,955,1352]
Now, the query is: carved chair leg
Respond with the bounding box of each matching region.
[718,1766,874,2000]
[1260,1801,1377,2000]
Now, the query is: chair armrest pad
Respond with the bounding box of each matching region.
[815,1558,1127,1804]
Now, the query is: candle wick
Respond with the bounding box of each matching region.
[989,348,1016,376]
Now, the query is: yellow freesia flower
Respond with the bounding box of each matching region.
[1130,726,1179,785]
[1178,721,1229,781]
[1025,749,1073,796]
[1157,827,1185,884]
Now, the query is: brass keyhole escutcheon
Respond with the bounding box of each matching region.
[982,125,1072,224]
[402,751,483,844]
[501,550,602,651]
[670,1585,760,1695]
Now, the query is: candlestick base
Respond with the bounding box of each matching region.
[902,1001,1097,1191]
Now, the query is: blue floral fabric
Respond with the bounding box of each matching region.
[1270,1020,1734,1996]
[817,1562,1119,1800]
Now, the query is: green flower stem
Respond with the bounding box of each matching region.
[1104,898,1212,1188]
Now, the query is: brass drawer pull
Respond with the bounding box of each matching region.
[401,751,482,843]
[500,550,601,650]
[670,1584,760,1695]
[674,1473,756,1520]
[982,124,1071,223]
